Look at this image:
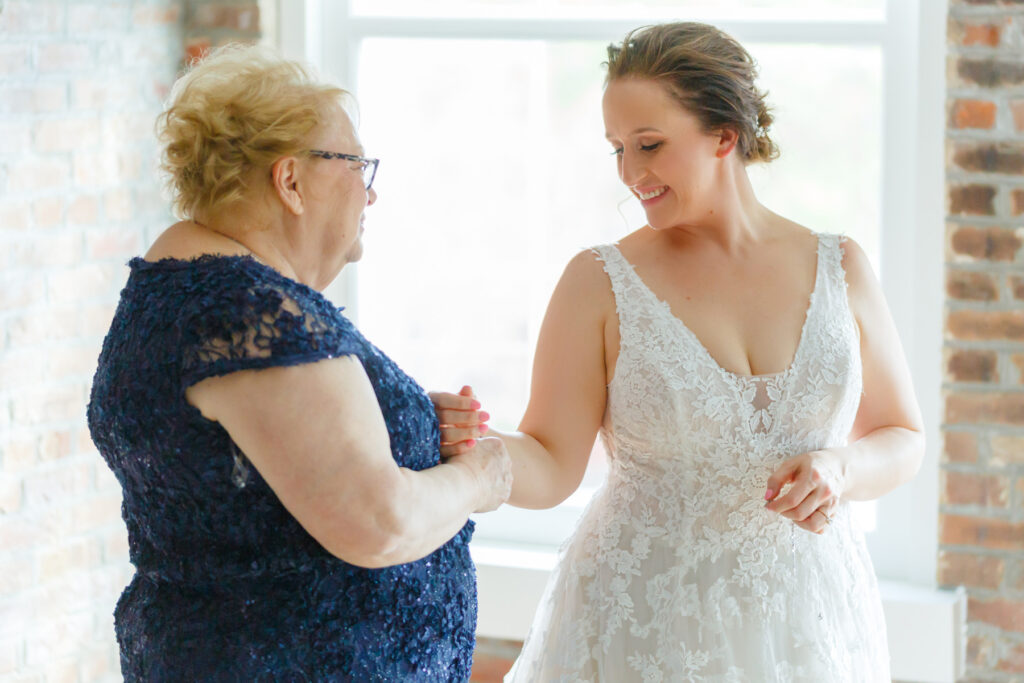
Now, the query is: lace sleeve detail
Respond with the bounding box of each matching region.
[179,273,358,388]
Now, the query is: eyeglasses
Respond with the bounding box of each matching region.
[308,150,379,191]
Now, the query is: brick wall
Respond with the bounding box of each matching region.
[942,1,1024,680]
[0,1,258,680]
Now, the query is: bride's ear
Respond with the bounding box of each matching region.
[714,127,740,159]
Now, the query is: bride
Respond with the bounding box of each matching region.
[434,22,924,681]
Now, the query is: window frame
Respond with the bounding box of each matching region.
[273,0,945,590]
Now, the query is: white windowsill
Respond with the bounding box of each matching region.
[471,544,966,683]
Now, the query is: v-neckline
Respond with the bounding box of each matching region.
[611,234,824,381]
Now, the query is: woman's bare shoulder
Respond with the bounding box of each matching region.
[144,221,247,261]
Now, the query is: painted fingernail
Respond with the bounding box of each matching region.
[466,439,476,447]
[470,400,481,410]
[479,411,490,421]
[479,424,489,434]
[764,489,774,501]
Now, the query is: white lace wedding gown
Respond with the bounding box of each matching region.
[506,234,889,682]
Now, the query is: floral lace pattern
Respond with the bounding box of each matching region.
[507,235,889,682]
[88,255,476,681]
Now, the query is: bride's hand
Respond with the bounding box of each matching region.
[428,385,490,458]
[763,450,845,535]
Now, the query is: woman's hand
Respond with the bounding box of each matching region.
[764,450,846,535]
[429,385,490,457]
[447,436,513,513]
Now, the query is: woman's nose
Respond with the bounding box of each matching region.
[367,187,378,206]
[618,150,646,187]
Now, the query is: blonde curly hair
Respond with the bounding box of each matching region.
[606,23,779,164]
[157,43,353,220]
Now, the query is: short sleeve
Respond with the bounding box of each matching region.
[179,271,359,388]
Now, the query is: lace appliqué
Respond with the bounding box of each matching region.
[506,234,889,683]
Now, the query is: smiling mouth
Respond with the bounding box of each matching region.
[636,186,667,201]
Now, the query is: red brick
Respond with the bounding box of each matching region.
[1014,354,1024,384]
[1013,189,1024,216]
[950,227,1021,262]
[0,2,65,34]
[0,44,31,76]
[10,385,84,426]
[0,122,32,156]
[48,344,100,382]
[949,185,996,215]
[970,596,1024,632]
[1,436,37,473]
[947,270,999,301]
[47,264,114,303]
[948,310,1024,341]
[946,349,998,382]
[951,143,1024,175]
[73,78,138,110]
[82,303,118,336]
[941,513,1024,550]
[0,201,31,231]
[185,37,212,64]
[67,195,98,226]
[957,59,1024,88]
[191,4,259,31]
[961,23,1003,47]
[938,551,1004,589]
[38,430,72,462]
[470,653,516,682]
[991,435,1024,465]
[943,470,1010,507]
[944,430,979,463]
[967,633,994,667]
[34,118,100,153]
[38,43,91,73]
[1011,99,1024,134]
[87,228,140,260]
[946,392,1024,425]
[7,158,71,193]
[31,197,63,229]
[0,271,46,310]
[997,642,1024,673]
[133,5,181,25]
[67,4,130,33]
[7,306,81,347]
[104,188,134,222]
[10,233,81,268]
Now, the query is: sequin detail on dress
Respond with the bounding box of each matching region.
[88,255,476,682]
[506,234,889,682]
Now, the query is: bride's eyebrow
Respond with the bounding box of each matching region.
[605,127,664,139]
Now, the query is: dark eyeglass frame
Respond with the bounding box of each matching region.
[308,150,379,191]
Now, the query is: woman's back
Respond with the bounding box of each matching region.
[88,255,477,681]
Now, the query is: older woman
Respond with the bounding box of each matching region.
[87,44,511,681]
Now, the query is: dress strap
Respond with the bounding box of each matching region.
[589,244,643,332]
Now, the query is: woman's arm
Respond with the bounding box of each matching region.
[186,356,512,568]
[438,251,613,510]
[765,237,925,529]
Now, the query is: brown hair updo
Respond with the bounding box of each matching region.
[157,43,353,220]
[605,22,779,164]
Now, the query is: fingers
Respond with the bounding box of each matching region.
[794,506,834,535]
[764,469,815,515]
[440,439,476,459]
[428,391,481,412]
[764,459,799,503]
[436,408,489,428]
[439,424,489,446]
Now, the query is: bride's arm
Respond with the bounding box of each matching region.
[765,237,925,528]
[833,236,925,500]
[435,251,613,510]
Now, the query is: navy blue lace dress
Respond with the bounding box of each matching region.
[87,255,477,682]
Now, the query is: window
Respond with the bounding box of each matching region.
[276,0,943,590]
